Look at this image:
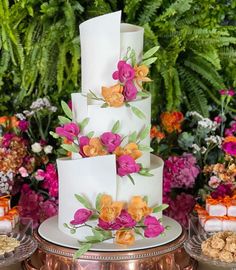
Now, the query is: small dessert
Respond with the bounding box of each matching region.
[0,235,20,259]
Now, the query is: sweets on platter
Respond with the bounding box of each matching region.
[201,231,236,263]
[0,235,20,258]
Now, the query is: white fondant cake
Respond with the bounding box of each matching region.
[57,11,164,242]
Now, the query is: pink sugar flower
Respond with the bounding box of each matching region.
[123,81,138,101]
[100,132,121,152]
[79,136,90,157]
[70,208,93,225]
[98,219,122,230]
[112,61,135,83]
[144,216,165,238]
[19,167,28,178]
[115,210,136,228]
[117,155,140,177]
[55,123,80,141]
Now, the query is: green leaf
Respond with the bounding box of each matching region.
[58,115,71,124]
[63,223,70,229]
[138,125,151,141]
[80,118,89,131]
[61,100,73,119]
[61,143,78,153]
[101,103,109,108]
[87,131,95,138]
[152,204,169,213]
[128,131,137,143]
[138,169,154,177]
[131,106,146,120]
[143,46,160,59]
[134,227,144,238]
[127,175,135,185]
[137,91,150,98]
[74,194,93,209]
[50,131,59,139]
[111,120,121,133]
[92,228,104,241]
[138,145,153,152]
[95,193,103,211]
[141,57,157,66]
[73,243,92,259]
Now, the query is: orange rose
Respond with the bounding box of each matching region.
[128,196,152,222]
[134,65,151,82]
[114,143,142,160]
[101,84,124,107]
[100,194,113,208]
[160,111,184,133]
[83,138,107,157]
[115,230,135,245]
[9,116,19,128]
[99,201,124,222]
[150,126,165,140]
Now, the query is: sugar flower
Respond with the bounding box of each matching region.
[123,81,137,101]
[100,132,121,152]
[117,155,140,177]
[134,65,151,82]
[101,84,124,107]
[112,61,135,83]
[144,216,165,238]
[128,196,152,222]
[55,122,80,142]
[114,143,142,160]
[115,229,135,245]
[83,138,107,157]
[70,208,93,225]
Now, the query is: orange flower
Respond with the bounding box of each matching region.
[83,138,107,157]
[224,136,236,143]
[99,201,124,222]
[160,111,184,133]
[115,230,135,245]
[134,65,151,82]
[114,143,142,160]
[150,126,165,140]
[63,138,72,157]
[128,196,152,222]
[101,84,124,107]
[100,194,113,208]
[0,116,9,125]
[9,116,19,128]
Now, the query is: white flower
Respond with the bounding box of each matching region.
[44,145,53,154]
[205,135,222,146]
[15,113,26,120]
[31,142,42,153]
[198,118,218,131]
[192,143,201,152]
[187,111,204,120]
[49,106,57,112]
[200,147,207,154]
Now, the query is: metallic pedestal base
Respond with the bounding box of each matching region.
[22,229,197,270]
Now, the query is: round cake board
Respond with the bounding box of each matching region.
[38,215,182,252]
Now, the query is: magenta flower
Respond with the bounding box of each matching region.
[112,61,135,83]
[55,123,80,141]
[123,81,138,101]
[98,219,122,230]
[227,89,235,96]
[144,216,165,238]
[41,164,58,197]
[18,120,29,132]
[35,169,45,181]
[219,89,235,96]
[214,116,222,124]
[39,200,58,223]
[70,208,93,225]
[2,133,14,148]
[79,136,90,157]
[100,132,121,152]
[211,184,233,199]
[117,155,140,177]
[115,210,136,228]
[219,89,227,95]
[222,141,236,156]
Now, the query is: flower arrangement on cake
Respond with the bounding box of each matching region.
[0,97,58,228]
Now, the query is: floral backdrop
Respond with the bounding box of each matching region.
[0,0,236,229]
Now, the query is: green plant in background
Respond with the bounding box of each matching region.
[0,0,235,119]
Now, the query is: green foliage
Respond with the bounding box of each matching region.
[0,0,235,117]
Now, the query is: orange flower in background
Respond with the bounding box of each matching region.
[224,136,236,143]
[83,138,107,157]
[134,65,151,82]
[9,116,19,128]
[0,116,9,125]
[115,229,135,245]
[114,143,142,160]
[150,126,165,140]
[160,111,184,133]
[99,201,124,222]
[128,196,152,222]
[101,84,124,107]
[0,116,18,129]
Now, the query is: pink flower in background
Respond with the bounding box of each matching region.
[208,176,221,189]
[55,123,80,141]
[79,136,90,157]
[214,116,222,124]
[227,89,235,96]
[222,141,236,156]
[112,61,135,83]
[115,210,136,228]
[18,120,29,132]
[42,164,58,197]
[164,153,200,189]
[144,216,164,238]
[164,193,195,228]
[68,100,72,110]
[39,200,58,223]
[117,155,140,177]
[219,89,227,95]
[211,184,233,199]
[70,209,93,225]
[19,167,28,178]
[35,169,45,180]
[123,81,138,101]
[100,132,121,152]
[2,133,14,148]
